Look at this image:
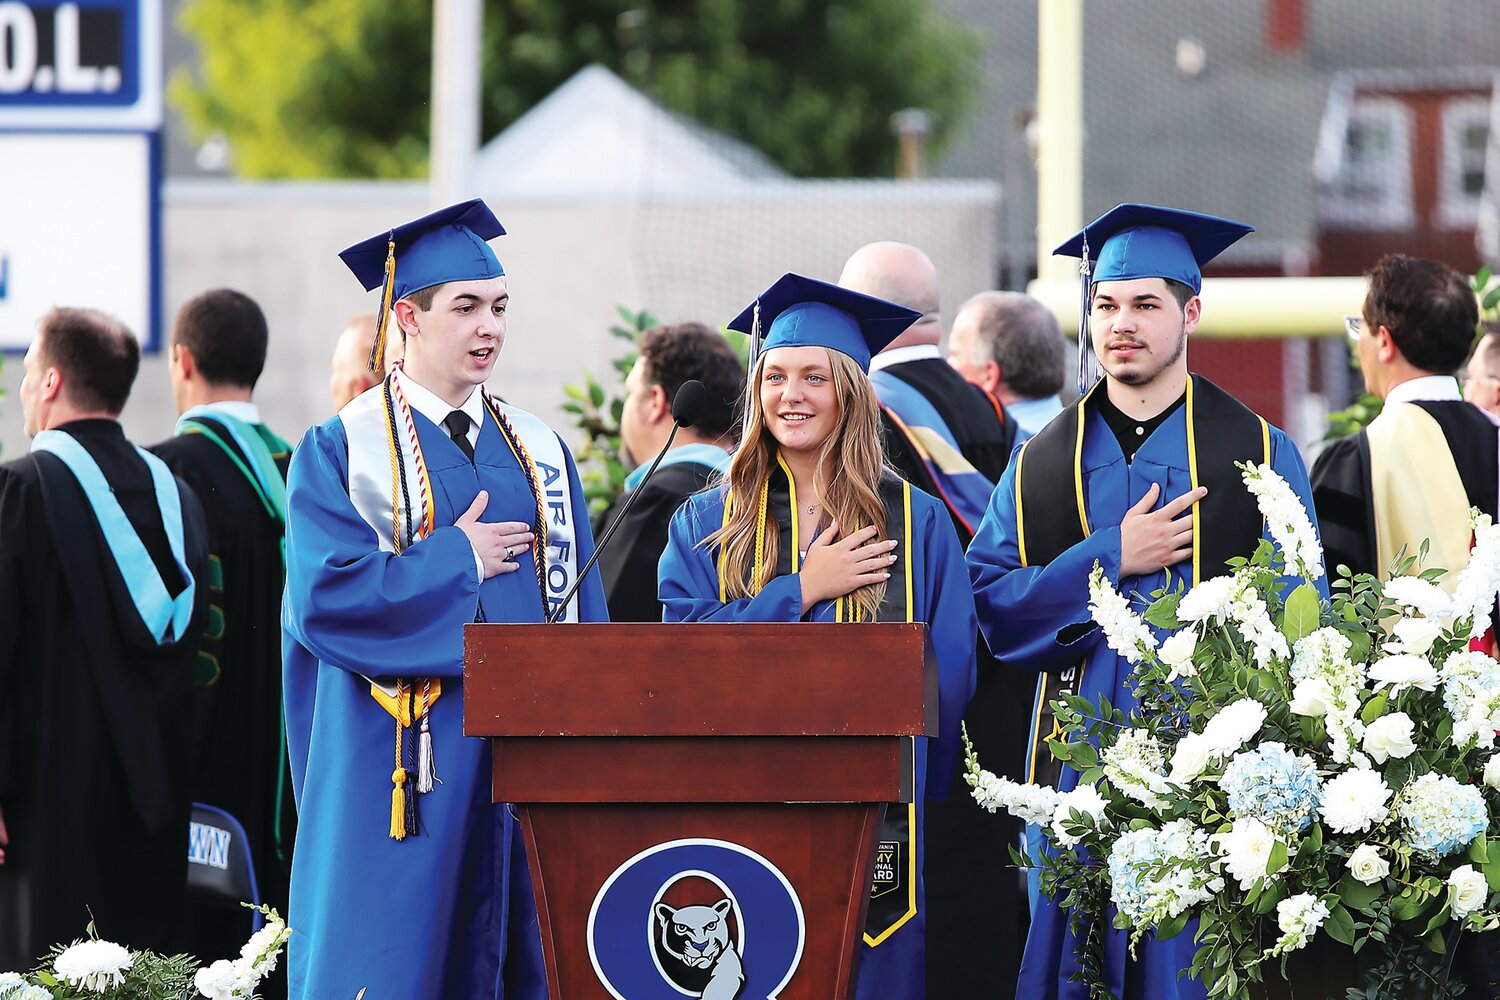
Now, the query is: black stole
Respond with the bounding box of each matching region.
[1015,375,1268,786]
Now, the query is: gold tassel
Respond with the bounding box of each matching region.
[369,236,397,374]
[389,768,408,841]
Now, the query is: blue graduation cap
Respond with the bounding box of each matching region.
[338,198,508,372]
[1053,204,1254,392]
[727,273,921,373]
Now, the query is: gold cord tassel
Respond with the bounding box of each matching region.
[390,689,408,840]
[369,236,397,374]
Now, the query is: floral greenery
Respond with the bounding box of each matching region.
[965,463,1500,1000]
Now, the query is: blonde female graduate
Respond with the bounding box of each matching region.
[657,273,978,999]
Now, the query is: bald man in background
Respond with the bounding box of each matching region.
[328,314,403,411]
[839,242,1025,1000]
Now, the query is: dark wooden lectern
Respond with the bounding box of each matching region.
[464,622,933,999]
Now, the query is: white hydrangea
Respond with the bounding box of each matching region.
[1449,864,1490,920]
[53,940,132,993]
[1346,844,1390,885]
[1107,820,1224,928]
[1273,893,1331,953]
[1103,729,1172,810]
[1051,783,1110,848]
[1088,563,1158,665]
[1362,712,1417,764]
[967,768,1065,827]
[1381,577,1454,620]
[1368,654,1441,696]
[1451,512,1500,638]
[1241,462,1325,581]
[1290,627,1366,764]
[1214,817,1280,890]
[1442,650,1500,751]
[1318,768,1393,835]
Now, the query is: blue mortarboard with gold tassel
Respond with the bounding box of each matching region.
[339,198,507,375]
[1053,203,1254,393]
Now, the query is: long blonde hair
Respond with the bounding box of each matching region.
[705,349,889,619]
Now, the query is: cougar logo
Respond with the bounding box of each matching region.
[654,899,744,999]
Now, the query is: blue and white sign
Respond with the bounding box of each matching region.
[0,0,161,129]
[588,839,806,1000]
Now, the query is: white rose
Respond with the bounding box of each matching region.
[1368,654,1441,695]
[1346,844,1390,885]
[1168,733,1214,783]
[1202,698,1267,756]
[1388,618,1444,656]
[1159,629,1198,680]
[1289,678,1335,718]
[1449,864,1490,920]
[1362,712,1418,764]
[1050,783,1109,848]
[1215,817,1279,890]
[1483,755,1500,790]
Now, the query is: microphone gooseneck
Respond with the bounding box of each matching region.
[545,380,709,624]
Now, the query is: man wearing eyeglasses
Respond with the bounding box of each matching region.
[1311,253,1496,586]
[1462,323,1500,422]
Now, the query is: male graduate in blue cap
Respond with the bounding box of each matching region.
[964,205,1326,999]
[658,273,977,1000]
[280,199,607,999]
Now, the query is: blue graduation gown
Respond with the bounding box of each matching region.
[965,403,1325,1000]
[658,480,977,1000]
[282,407,606,1000]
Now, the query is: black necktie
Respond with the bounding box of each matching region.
[443,410,475,464]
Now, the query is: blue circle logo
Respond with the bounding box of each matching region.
[587,838,805,999]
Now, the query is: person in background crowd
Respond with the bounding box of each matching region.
[947,290,1067,436]
[329,312,403,412]
[1461,322,1500,423]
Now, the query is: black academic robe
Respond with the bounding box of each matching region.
[1312,399,1499,580]
[149,422,293,979]
[595,460,720,623]
[875,359,1027,999]
[0,420,208,968]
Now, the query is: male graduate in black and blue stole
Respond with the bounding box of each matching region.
[965,205,1327,1000]
[0,308,208,968]
[281,199,607,999]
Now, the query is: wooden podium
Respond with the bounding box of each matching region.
[464,622,933,999]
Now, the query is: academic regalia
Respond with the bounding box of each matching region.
[0,420,208,968]
[282,198,608,1000]
[966,205,1328,1000]
[659,471,977,1000]
[595,443,731,622]
[1311,387,1498,583]
[149,407,295,977]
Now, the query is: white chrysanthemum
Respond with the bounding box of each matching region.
[1449,864,1490,920]
[1177,575,1238,624]
[1385,618,1444,656]
[1274,893,1331,953]
[1346,844,1390,885]
[967,768,1065,827]
[1368,654,1441,696]
[53,940,133,992]
[1103,729,1172,810]
[1242,463,1325,581]
[1051,783,1110,847]
[1214,817,1280,890]
[1452,512,1500,637]
[1362,712,1417,764]
[1159,629,1198,681]
[1318,768,1392,834]
[1088,563,1157,665]
[1168,732,1215,784]
[1382,577,1454,620]
[1202,698,1268,756]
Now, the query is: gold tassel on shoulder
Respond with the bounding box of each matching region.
[369,236,397,374]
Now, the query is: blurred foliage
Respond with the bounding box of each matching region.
[1324,267,1500,440]
[172,0,981,179]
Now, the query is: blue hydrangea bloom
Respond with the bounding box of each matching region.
[1219,742,1322,836]
[1398,773,1488,857]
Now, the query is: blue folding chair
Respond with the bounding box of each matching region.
[186,803,264,933]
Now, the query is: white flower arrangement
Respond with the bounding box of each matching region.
[54,940,131,992]
[963,462,1500,1000]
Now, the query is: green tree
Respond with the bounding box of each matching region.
[172,0,980,179]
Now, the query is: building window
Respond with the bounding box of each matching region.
[1319,98,1413,229]
[1438,96,1492,229]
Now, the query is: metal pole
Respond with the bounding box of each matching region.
[1034,0,1083,285]
[430,0,483,208]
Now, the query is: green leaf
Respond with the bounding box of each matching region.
[1047,738,1074,762]
[1254,878,1287,915]
[1069,741,1099,769]
[1143,593,1183,629]
[1469,833,1489,865]
[1267,839,1290,876]
[1483,849,1500,891]
[1360,693,1389,725]
[1338,875,1383,912]
[1281,582,1321,644]
[1156,908,1190,940]
[1325,903,1357,946]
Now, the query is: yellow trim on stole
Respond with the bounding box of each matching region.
[1367,403,1473,589]
[1186,377,1201,585]
[1013,440,1031,567]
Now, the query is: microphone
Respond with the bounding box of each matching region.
[545,379,709,623]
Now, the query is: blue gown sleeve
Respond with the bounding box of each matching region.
[282,422,481,678]
[918,497,979,800]
[965,459,1122,674]
[561,436,610,623]
[659,493,803,622]
[1268,427,1331,602]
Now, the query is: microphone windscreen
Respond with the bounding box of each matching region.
[671,380,708,428]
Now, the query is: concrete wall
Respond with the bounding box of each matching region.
[0,179,999,459]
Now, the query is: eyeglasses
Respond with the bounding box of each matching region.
[1344,315,1364,343]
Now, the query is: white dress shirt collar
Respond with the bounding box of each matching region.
[200,399,262,424]
[399,372,484,447]
[1385,375,1462,407]
[869,343,942,372]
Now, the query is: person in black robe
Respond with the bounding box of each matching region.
[596,322,743,622]
[146,290,294,985]
[0,307,208,969]
[1312,254,1499,583]
[839,241,1023,999]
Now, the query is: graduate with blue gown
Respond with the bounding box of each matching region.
[657,274,977,999]
[281,200,606,999]
[964,205,1329,1000]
